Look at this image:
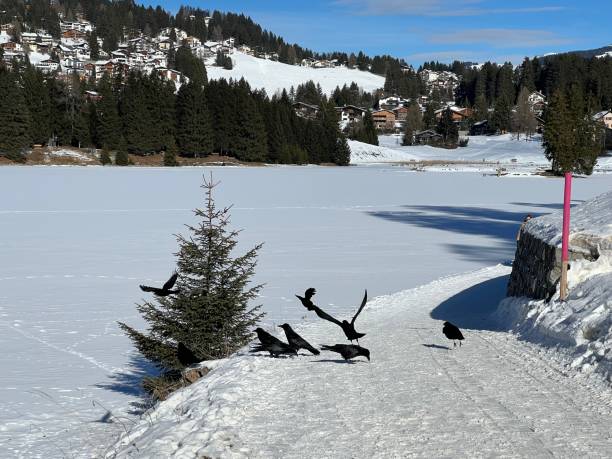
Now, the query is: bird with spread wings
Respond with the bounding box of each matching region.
[298,289,368,344]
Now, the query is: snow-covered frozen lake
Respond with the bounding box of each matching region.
[1,165,611,456]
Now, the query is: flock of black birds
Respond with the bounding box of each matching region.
[140,275,465,366]
[251,288,371,361]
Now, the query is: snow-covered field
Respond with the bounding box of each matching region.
[206,51,385,96]
[1,166,612,457]
[351,134,612,174]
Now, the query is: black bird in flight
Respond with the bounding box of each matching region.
[301,290,368,344]
[140,271,179,297]
[321,344,370,362]
[278,323,320,355]
[177,342,200,366]
[442,321,465,347]
[251,327,297,357]
[295,287,317,310]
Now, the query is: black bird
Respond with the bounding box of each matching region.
[302,290,368,344]
[278,323,320,355]
[442,321,465,347]
[177,342,200,366]
[321,344,370,362]
[251,327,297,357]
[140,271,179,297]
[295,287,317,310]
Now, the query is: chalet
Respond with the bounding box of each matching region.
[183,36,201,48]
[336,105,367,124]
[469,120,490,136]
[85,90,102,102]
[60,20,94,33]
[156,67,186,83]
[1,41,23,52]
[435,106,473,122]
[528,91,547,116]
[594,110,612,130]
[128,37,149,52]
[292,102,320,120]
[372,109,396,131]
[414,129,443,145]
[2,50,26,63]
[62,29,86,40]
[35,58,60,73]
[378,96,409,111]
[393,106,409,121]
[158,38,173,51]
[21,32,39,45]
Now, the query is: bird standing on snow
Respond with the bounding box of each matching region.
[278,323,320,355]
[442,321,465,347]
[321,344,370,362]
[295,287,317,310]
[300,290,368,344]
[140,271,180,297]
[177,342,200,366]
[251,327,297,357]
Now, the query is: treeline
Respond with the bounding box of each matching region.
[455,55,612,112]
[0,64,350,165]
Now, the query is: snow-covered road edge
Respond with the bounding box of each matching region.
[106,264,612,458]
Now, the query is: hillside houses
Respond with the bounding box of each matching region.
[594,109,612,129]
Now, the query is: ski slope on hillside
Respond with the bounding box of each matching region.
[206,51,385,95]
[109,265,612,458]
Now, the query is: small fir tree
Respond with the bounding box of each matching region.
[115,149,129,165]
[100,149,112,165]
[436,107,458,146]
[118,177,264,373]
[163,141,179,166]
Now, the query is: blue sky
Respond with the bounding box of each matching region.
[141,0,611,65]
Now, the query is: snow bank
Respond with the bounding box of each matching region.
[206,51,385,96]
[348,139,418,163]
[376,133,549,165]
[47,149,94,161]
[497,191,612,381]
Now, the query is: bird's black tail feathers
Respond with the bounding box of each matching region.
[305,344,321,355]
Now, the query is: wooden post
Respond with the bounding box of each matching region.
[559,172,572,300]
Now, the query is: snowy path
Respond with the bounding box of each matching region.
[110,265,612,458]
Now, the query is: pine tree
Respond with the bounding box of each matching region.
[115,149,129,165]
[423,103,437,130]
[89,32,100,60]
[0,68,32,160]
[436,107,458,146]
[402,103,422,146]
[96,74,123,150]
[542,88,599,175]
[334,133,351,165]
[361,111,379,145]
[512,87,537,139]
[22,65,51,145]
[175,82,214,157]
[233,89,267,161]
[100,149,112,165]
[163,144,179,166]
[118,177,264,376]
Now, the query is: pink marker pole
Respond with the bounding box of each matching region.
[559,172,572,300]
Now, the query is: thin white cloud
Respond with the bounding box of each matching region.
[427,29,574,48]
[335,0,565,16]
[404,50,526,65]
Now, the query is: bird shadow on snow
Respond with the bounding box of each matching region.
[430,274,510,331]
[312,359,360,364]
[422,344,451,351]
[368,205,546,264]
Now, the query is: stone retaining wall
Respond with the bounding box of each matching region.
[506,227,599,299]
